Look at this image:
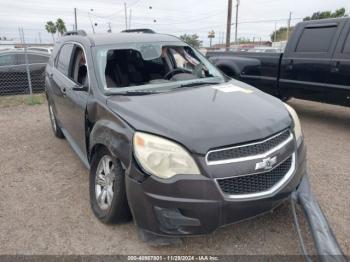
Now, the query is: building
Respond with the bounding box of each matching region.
[0,37,16,51]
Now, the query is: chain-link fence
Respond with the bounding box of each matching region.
[0,46,50,96]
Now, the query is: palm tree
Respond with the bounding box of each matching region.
[208,30,215,47]
[45,21,57,43]
[56,18,67,36]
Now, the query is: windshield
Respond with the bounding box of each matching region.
[94,42,225,94]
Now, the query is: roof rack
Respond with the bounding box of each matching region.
[121,29,155,34]
[63,30,87,37]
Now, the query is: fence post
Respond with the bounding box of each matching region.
[20,28,33,96]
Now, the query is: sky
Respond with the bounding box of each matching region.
[0,0,349,46]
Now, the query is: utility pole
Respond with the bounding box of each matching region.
[225,0,233,50]
[286,12,292,40]
[74,8,78,30]
[88,9,95,34]
[20,28,33,96]
[234,0,240,45]
[38,32,42,44]
[129,9,132,29]
[124,2,128,30]
[18,27,23,44]
[274,22,277,42]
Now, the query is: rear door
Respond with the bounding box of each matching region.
[27,53,49,93]
[329,20,350,106]
[279,21,344,103]
[50,43,75,127]
[17,53,49,93]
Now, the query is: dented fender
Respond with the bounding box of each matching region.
[89,118,134,167]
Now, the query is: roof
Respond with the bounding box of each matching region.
[62,32,182,47]
[298,17,350,26]
[0,49,50,56]
[89,33,182,46]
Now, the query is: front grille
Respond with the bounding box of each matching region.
[207,129,291,162]
[217,156,293,195]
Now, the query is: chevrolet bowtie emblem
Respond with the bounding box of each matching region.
[255,156,277,171]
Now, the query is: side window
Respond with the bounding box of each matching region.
[0,54,17,66]
[168,47,200,71]
[56,43,74,76]
[343,33,350,53]
[70,45,89,86]
[296,26,337,53]
[28,54,49,64]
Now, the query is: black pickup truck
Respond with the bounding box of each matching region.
[207,18,350,107]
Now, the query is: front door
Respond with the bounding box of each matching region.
[59,43,90,158]
[328,20,350,107]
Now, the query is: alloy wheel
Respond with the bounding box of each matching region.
[95,155,115,210]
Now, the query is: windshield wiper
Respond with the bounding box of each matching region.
[117,90,163,96]
[179,81,220,88]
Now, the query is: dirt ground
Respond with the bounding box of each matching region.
[0,98,349,255]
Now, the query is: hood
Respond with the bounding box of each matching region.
[106,81,292,155]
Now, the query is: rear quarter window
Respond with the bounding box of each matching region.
[296,26,337,53]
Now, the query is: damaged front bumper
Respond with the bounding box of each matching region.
[125,142,307,236]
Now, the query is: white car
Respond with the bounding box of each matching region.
[27,47,53,54]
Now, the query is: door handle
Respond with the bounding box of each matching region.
[48,72,53,78]
[286,60,294,70]
[62,87,66,96]
[331,61,340,73]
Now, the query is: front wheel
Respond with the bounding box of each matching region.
[89,147,131,224]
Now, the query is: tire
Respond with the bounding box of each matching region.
[48,100,64,139]
[90,147,131,224]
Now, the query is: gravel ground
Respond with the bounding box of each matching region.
[0,98,348,255]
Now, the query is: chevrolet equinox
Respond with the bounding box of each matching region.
[45,30,307,241]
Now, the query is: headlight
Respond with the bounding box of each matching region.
[284,103,303,145]
[133,132,201,179]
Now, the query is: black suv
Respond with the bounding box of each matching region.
[45,30,306,240]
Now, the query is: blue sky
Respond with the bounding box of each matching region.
[0,0,349,45]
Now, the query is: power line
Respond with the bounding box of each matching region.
[91,0,142,19]
[232,17,303,25]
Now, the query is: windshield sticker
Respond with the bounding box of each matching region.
[212,84,253,94]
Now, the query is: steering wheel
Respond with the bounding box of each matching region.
[164,68,192,80]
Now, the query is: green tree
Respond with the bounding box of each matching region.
[270,27,291,42]
[179,34,203,49]
[270,8,347,42]
[208,30,215,47]
[237,37,252,44]
[303,8,347,21]
[45,21,57,43]
[55,18,67,36]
